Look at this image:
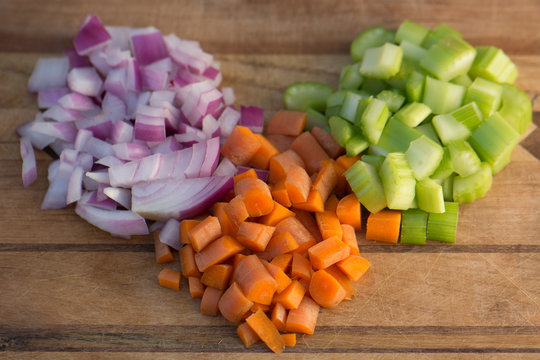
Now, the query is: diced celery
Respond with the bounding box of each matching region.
[339,91,367,122]
[469,46,518,84]
[361,78,388,94]
[329,115,355,146]
[450,102,483,132]
[379,152,416,210]
[420,36,476,81]
[423,76,465,114]
[416,122,441,145]
[452,162,492,203]
[426,201,459,243]
[358,97,390,144]
[368,144,389,157]
[423,24,462,49]
[283,81,333,112]
[430,147,454,180]
[361,154,385,171]
[416,177,445,213]
[442,175,454,201]
[464,77,502,118]
[451,73,473,87]
[376,90,406,112]
[345,131,370,157]
[325,90,347,117]
[401,41,428,63]
[377,117,423,153]
[345,161,387,213]
[400,208,428,245]
[432,114,471,145]
[394,102,432,127]
[360,43,404,80]
[339,62,364,90]
[385,59,416,91]
[448,140,481,177]
[468,112,520,174]
[499,84,532,135]
[305,107,329,132]
[351,26,395,62]
[406,70,426,102]
[395,20,430,46]
[353,97,372,126]
[406,135,444,180]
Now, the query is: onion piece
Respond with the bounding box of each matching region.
[75,202,148,237]
[221,87,235,106]
[104,68,128,98]
[80,191,117,210]
[43,105,85,122]
[199,137,220,177]
[28,57,70,92]
[101,93,127,122]
[239,105,264,133]
[149,90,175,107]
[104,187,132,209]
[110,120,134,144]
[38,87,70,109]
[218,107,241,139]
[19,137,38,187]
[96,155,125,168]
[66,166,85,204]
[42,161,74,209]
[213,157,237,177]
[73,14,111,56]
[236,166,270,182]
[185,142,206,178]
[85,170,110,184]
[140,66,168,91]
[134,114,166,142]
[30,122,77,142]
[112,143,150,161]
[16,116,56,150]
[202,114,220,139]
[65,49,91,68]
[58,92,99,112]
[105,26,134,51]
[130,27,169,66]
[158,218,182,250]
[67,67,103,97]
[150,136,182,154]
[83,137,114,159]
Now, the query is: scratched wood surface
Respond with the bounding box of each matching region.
[0,0,539,358]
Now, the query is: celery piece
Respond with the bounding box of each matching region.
[379,152,416,210]
[362,154,385,171]
[426,201,459,243]
[360,43,404,80]
[468,112,520,174]
[448,140,481,177]
[450,102,483,132]
[283,81,333,112]
[420,36,476,81]
[406,135,444,180]
[329,116,355,146]
[451,73,473,87]
[463,77,502,118]
[423,76,465,114]
[432,114,471,145]
[353,97,372,126]
[442,175,455,201]
[453,162,492,203]
[469,46,518,84]
[361,78,388,94]
[325,90,347,117]
[395,20,430,46]
[423,24,462,49]
[401,40,428,63]
[368,144,389,157]
[406,70,426,102]
[359,97,390,144]
[416,122,441,145]
[416,177,445,213]
[376,90,406,113]
[345,131,370,157]
[430,147,454,180]
[326,106,341,118]
[377,117,423,153]
[351,26,395,62]
[400,208,428,245]
[339,91,367,122]
[305,107,329,132]
[499,83,532,135]
[345,161,387,213]
[394,102,432,127]
[339,62,364,90]
[385,59,416,91]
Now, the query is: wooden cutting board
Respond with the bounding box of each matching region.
[1,1,539,358]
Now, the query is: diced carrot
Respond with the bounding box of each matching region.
[289,131,330,174]
[154,231,174,263]
[218,282,254,323]
[221,125,262,166]
[273,280,306,310]
[268,149,305,184]
[311,126,344,159]
[213,202,236,236]
[291,209,323,243]
[262,260,292,293]
[236,221,276,252]
[290,253,312,280]
[315,211,343,240]
[324,194,340,212]
[188,216,222,252]
[293,189,324,213]
[201,264,233,290]
[336,154,362,171]
[266,110,306,137]
[341,224,360,256]
[325,265,355,300]
[234,168,258,184]
[233,253,247,269]
[179,244,201,277]
[336,194,362,230]
[249,133,280,170]
[309,269,347,308]
[158,268,182,291]
[179,219,200,245]
[193,211,213,221]
[194,235,245,272]
[322,159,348,197]
[246,309,286,354]
[188,276,205,298]
[234,177,274,217]
[281,333,297,347]
[237,322,260,347]
[312,161,338,205]
[234,254,277,305]
[270,253,293,272]
[271,181,292,208]
[271,302,287,332]
[285,296,320,335]
[221,190,236,203]
[274,217,317,255]
[259,201,295,226]
[258,232,299,261]
[285,165,312,204]
[225,195,249,229]
[251,302,271,313]
[337,255,371,281]
[308,236,350,270]
[265,134,296,153]
[200,286,223,316]
[366,210,402,243]
[298,278,311,297]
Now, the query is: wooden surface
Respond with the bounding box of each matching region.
[1,0,539,358]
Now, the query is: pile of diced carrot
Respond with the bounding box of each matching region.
[155,110,372,353]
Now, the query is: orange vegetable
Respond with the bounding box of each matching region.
[271,302,287,332]
[234,177,274,217]
[213,202,236,236]
[194,235,245,272]
[179,219,200,245]
[289,131,330,174]
[266,110,306,137]
[341,224,360,256]
[224,195,249,229]
[337,255,371,281]
[291,209,323,243]
[336,194,362,230]
[268,149,305,184]
[234,254,277,305]
[234,168,258,183]
[311,126,344,159]
[285,165,312,204]
[274,217,317,255]
[315,211,343,240]
[179,244,201,278]
[188,276,205,298]
[246,309,286,354]
[251,302,271,313]
[270,181,292,208]
[201,264,233,290]
[325,265,355,300]
[281,333,296,347]
[218,282,254,323]
[265,134,295,153]
[308,236,350,270]
[153,231,174,263]
[249,133,280,170]
[309,269,346,308]
[322,159,348,197]
[312,161,338,205]
[200,286,223,316]
[236,221,276,252]
[259,232,299,261]
[298,278,311,298]
[262,260,292,293]
[273,280,306,310]
[293,189,324,213]
[366,209,402,243]
[259,201,295,226]
[285,296,320,335]
[290,253,312,280]
[336,154,362,170]
[158,268,182,291]
[188,216,222,252]
[270,253,293,272]
[237,322,260,347]
[221,125,262,166]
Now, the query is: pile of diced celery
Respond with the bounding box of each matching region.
[282,20,532,243]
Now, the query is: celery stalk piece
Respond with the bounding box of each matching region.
[463,77,502,118]
[376,90,406,113]
[325,90,348,117]
[469,46,518,84]
[453,162,492,203]
[377,117,423,153]
[361,154,385,171]
[339,91,367,122]
[351,26,395,62]
[416,122,441,145]
[345,131,370,157]
[432,114,471,145]
[339,62,364,90]
[400,208,428,245]
[468,112,520,174]
[406,135,444,180]
[423,24,462,49]
[416,177,445,213]
[394,102,432,127]
[450,102,483,132]
[448,140,481,177]
[442,175,455,201]
[451,73,473,87]
[283,81,333,112]
[395,20,430,46]
[401,41,428,63]
[345,161,387,213]
[423,76,465,114]
[368,144,389,157]
[430,147,454,180]
[420,36,476,81]
[360,43,404,80]
[426,201,459,243]
[305,107,329,132]
[359,97,390,144]
[406,70,426,103]
[329,115,356,146]
[385,59,416,91]
[379,152,416,210]
[499,84,532,135]
[361,78,388,94]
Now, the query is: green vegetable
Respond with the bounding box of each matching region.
[416,177,445,213]
[432,114,471,145]
[345,161,387,213]
[394,102,431,127]
[329,115,355,146]
[463,77,502,118]
[379,152,416,210]
[400,208,428,245]
[420,35,476,81]
[339,62,364,90]
[395,20,430,46]
[376,90,406,113]
[469,46,518,84]
[448,140,481,177]
[426,201,459,243]
[284,81,333,112]
[304,107,329,132]
[351,26,395,62]
[450,102,483,132]
[423,76,465,114]
[359,97,390,144]
[360,43,403,80]
[377,117,422,153]
[405,135,444,180]
[452,162,492,203]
